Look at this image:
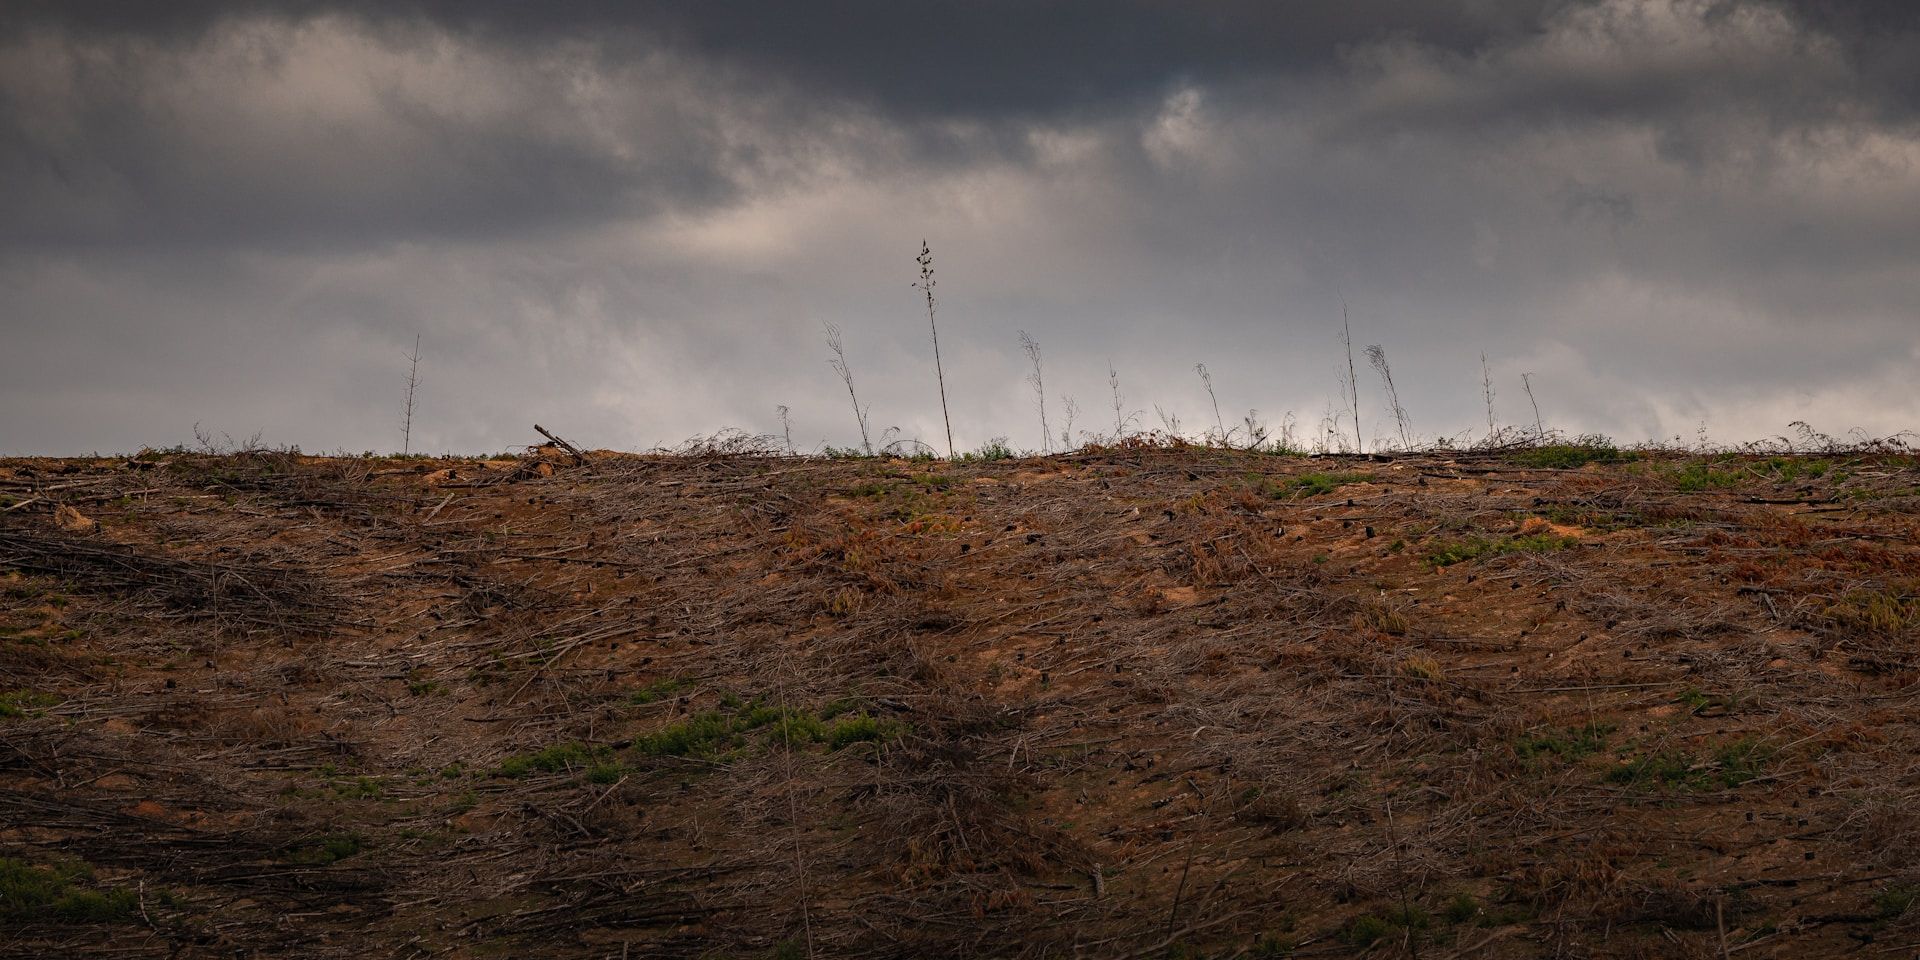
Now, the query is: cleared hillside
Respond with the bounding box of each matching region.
[4,444,1920,958]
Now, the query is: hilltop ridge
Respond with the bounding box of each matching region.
[3,445,1920,957]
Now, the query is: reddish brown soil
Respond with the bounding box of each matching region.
[3,447,1920,958]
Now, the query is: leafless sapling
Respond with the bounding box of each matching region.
[1365,343,1412,450]
[1019,331,1050,454]
[1107,361,1135,439]
[1481,353,1498,437]
[1341,302,1362,453]
[1196,363,1227,445]
[823,322,873,455]
[776,404,793,456]
[914,241,955,458]
[402,333,421,456]
[1521,372,1544,437]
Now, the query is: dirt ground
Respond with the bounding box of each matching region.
[4,443,1920,958]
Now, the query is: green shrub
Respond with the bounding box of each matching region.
[629,677,688,704]
[825,713,906,750]
[1272,472,1368,499]
[495,742,613,777]
[1876,883,1920,922]
[1344,904,1430,946]
[1606,737,1774,791]
[1605,751,1696,789]
[1670,461,1743,492]
[0,858,140,924]
[771,711,828,746]
[1428,534,1577,567]
[1515,723,1614,762]
[1713,737,1775,787]
[635,712,739,757]
[0,690,58,719]
[1443,892,1481,924]
[963,438,1015,462]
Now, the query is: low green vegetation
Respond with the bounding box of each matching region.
[285,834,363,865]
[1875,883,1920,923]
[1512,443,1629,469]
[404,670,441,696]
[1515,722,1614,762]
[0,690,58,719]
[1345,904,1431,946]
[635,711,753,757]
[823,712,904,749]
[843,472,960,525]
[958,437,1014,462]
[1606,737,1775,792]
[628,677,688,704]
[1427,533,1578,567]
[496,697,908,785]
[495,742,615,778]
[1756,456,1837,484]
[1668,460,1744,492]
[1442,892,1482,925]
[0,858,141,924]
[1270,472,1369,499]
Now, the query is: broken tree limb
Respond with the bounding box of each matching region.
[533,424,587,465]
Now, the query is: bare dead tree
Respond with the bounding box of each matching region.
[401,334,421,456]
[915,241,955,459]
[1108,361,1129,439]
[1019,332,1050,454]
[776,405,793,456]
[1481,353,1497,436]
[1196,363,1227,445]
[823,322,873,455]
[1365,343,1412,450]
[1060,395,1079,452]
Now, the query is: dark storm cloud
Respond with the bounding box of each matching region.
[2,1,1918,454]
[6,1,1915,253]
[0,1,1570,253]
[6,2,1559,108]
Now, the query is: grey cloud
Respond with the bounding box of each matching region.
[2,0,1918,456]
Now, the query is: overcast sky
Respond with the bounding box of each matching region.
[3,1,1917,455]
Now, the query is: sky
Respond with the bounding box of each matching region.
[2,0,1917,455]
